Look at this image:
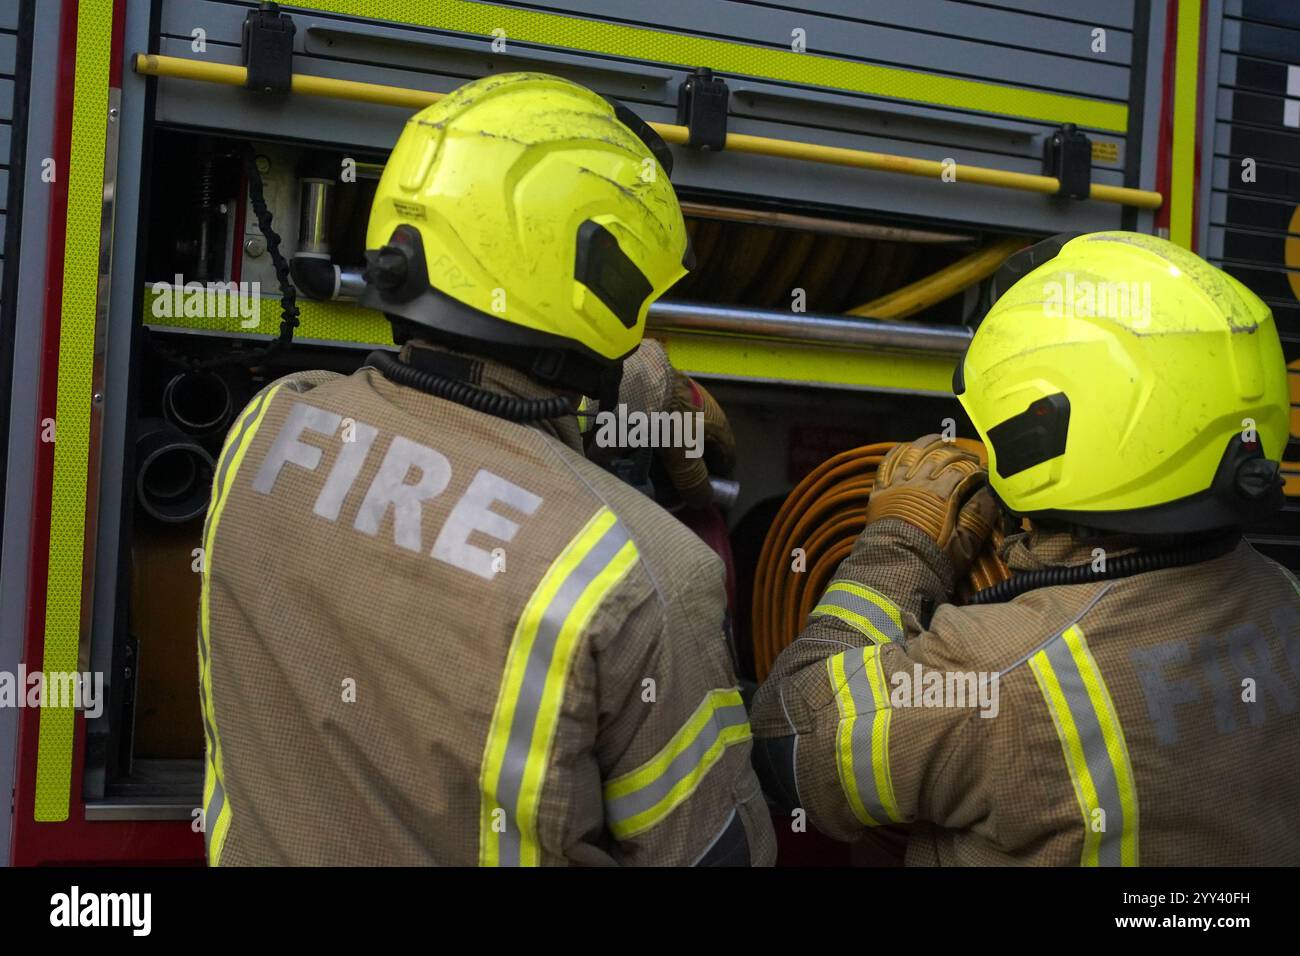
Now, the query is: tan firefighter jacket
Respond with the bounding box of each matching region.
[751,518,1300,865]
[197,343,776,866]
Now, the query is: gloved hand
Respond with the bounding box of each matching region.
[866,434,999,575]
[602,339,735,509]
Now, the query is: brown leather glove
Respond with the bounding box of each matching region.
[660,371,734,508]
[600,339,735,509]
[866,434,999,575]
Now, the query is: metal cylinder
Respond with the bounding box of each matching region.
[646,300,973,355]
[336,268,367,299]
[298,178,334,257]
[136,420,216,524]
[162,370,234,437]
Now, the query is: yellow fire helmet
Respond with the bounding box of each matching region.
[362,72,690,396]
[955,231,1288,534]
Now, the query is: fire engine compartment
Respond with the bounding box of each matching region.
[70,0,1165,826]
[6,0,1300,867]
[113,125,1001,815]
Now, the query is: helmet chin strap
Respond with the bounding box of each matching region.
[595,361,624,426]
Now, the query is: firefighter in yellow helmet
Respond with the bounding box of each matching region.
[752,232,1300,865]
[198,73,775,865]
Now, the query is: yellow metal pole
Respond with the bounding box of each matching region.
[134,53,1163,210]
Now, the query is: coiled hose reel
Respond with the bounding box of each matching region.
[751,439,1011,680]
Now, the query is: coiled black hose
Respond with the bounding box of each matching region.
[366,349,574,423]
[968,530,1241,604]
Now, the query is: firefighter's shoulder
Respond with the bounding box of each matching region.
[919,582,1110,675]
[552,443,728,603]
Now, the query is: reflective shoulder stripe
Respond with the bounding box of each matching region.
[198,383,287,865]
[827,645,901,827]
[603,688,752,841]
[479,507,639,866]
[1028,624,1139,867]
[811,580,903,644]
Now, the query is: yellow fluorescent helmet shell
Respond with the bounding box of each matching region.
[957,231,1289,517]
[366,72,689,362]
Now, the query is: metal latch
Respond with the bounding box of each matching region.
[677,67,730,151]
[1042,123,1092,200]
[242,1,296,94]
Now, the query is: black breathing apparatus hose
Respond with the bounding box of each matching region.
[968,530,1242,604]
[152,143,300,371]
[365,349,574,423]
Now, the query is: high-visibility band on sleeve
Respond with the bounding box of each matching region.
[198,383,287,865]
[827,645,902,827]
[1028,624,1140,867]
[812,580,904,643]
[479,507,640,867]
[603,688,752,841]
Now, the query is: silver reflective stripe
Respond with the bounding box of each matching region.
[495,518,631,866]
[604,702,750,829]
[813,583,903,643]
[1042,635,1128,867]
[840,650,893,825]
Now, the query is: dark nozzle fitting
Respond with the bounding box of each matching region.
[163,370,234,437]
[290,255,338,301]
[136,419,216,523]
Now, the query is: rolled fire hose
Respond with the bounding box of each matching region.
[751,439,1012,680]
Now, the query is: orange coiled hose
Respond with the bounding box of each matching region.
[751,440,1012,680]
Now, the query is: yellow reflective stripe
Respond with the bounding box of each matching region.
[299,0,1125,132]
[829,652,876,826]
[828,646,900,827]
[575,396,594,432]
[1169,0,1203,249]
[198,384,286,864]
[33,0,115,824]
[603,688,751,840]
[1028,624,1138,867]
[861,647,900,825]
[812,580,903,643]
[522,541,639,855]
[1061,627,1140,867]
[1029,649,1103,866]
[827,581,904,632]
[479,508,639,866]
[478,511,615,866]
[811,604,892,643]
[604,689,743,799]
